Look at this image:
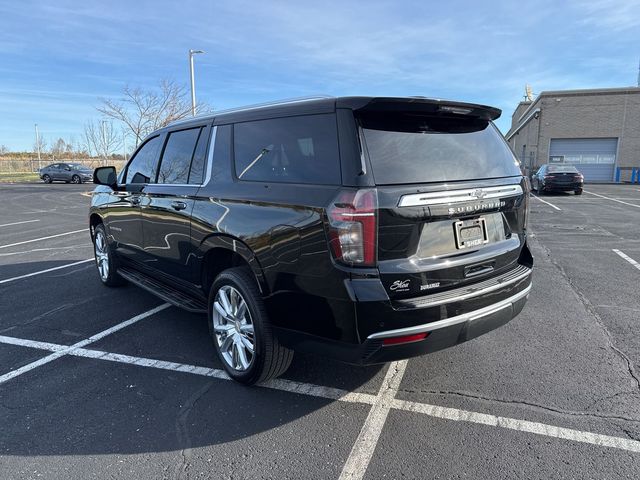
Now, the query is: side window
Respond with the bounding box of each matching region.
[233,114,341,185]
[157,128,201,184]
[188,128,210,185]
[125,136,162,184]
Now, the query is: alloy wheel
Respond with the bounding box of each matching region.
[212,285,255,371]
[94,230,110,281]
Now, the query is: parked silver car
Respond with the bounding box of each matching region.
[39,163,93,184]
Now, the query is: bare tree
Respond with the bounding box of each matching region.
[33,136,47,157]
[84,120,122,163]
[0,145,9,155]
[50,138,67,157]
[96,79,208,147]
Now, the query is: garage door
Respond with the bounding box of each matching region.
[549,138,617,182]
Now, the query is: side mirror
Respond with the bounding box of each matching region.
[93,166,118,189]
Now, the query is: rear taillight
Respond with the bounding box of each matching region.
[326,189,377,267]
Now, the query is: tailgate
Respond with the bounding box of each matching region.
[375,179,528,300]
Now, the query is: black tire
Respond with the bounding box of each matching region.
[208,267,293,385]
[93,223,125,287]
[575,188,583,195]
[42,174,51,184]
[71,174,82,184]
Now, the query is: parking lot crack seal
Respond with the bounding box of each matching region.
[534,237,640,394]
[397,388,640,424]
[174,381,216,480]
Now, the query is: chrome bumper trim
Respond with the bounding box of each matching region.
[394,265,531,310]
[367,284,531,340]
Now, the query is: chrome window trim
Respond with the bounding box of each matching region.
[367,284,531,340]
[398,184,523,207]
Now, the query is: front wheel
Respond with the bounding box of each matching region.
[71,174,82,184]
[42,174,51,184]
[208,267,293,385]
[93,224,124,287]
[575,188,583,195]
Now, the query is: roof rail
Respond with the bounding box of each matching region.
[169,95,335,127]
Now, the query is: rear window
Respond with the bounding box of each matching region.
[234,114,340,185]
[360,113,521,184]
[548,165,579,173]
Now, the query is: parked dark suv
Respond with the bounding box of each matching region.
[90,96,533,385]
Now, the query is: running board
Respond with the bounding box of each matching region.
[117,267,207,313]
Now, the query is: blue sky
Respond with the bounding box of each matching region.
[0,0,638,151]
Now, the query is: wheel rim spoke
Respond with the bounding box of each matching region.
[239,335,254,354]
[218,289,233,316]
[214,323,234,334]
[236,339,250,369]
[213,301,228,320]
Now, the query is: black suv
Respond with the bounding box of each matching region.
[90,96,533,385]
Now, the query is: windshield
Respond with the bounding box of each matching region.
[360,113,521,185]
[548,165,579,173]
[67,163,84,169]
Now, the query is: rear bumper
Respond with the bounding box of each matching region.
[543,181,582,191]
[360,283,530,363]
[275,272,532,365]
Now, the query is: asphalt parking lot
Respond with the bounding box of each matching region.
[1,182,640,479]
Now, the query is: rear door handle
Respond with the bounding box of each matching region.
[171,201,187,211]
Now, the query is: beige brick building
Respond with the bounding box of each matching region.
[506,87,640,182]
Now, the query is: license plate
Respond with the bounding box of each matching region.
[454,217,488,249]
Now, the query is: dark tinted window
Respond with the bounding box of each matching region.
[548,165,579,173]
[210,125,231,182]
[234,114,340,184]
[360,113,521,184]
[188,128,209,185]
[126,136,162,184]
[157,128,201,184]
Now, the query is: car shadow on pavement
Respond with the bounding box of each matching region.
[0,259,384,456]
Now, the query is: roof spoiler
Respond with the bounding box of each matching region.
[337,96,501,121]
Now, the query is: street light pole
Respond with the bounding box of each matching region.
[34,124,42,170]
[189,49,205,116]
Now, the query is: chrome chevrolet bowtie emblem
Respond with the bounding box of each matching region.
[473,189,487,199]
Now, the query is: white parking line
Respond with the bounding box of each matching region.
[613,249,640,272]
[583,190,640,208]
[1,332,639,454]
[393,399,640,454]
[339,360,408,480]
[0,303,170,384]
[0,228,86,249]
[0,219,40,228]
[0,258,94,285]
[0,332,378,404]
[531,194,561,211]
